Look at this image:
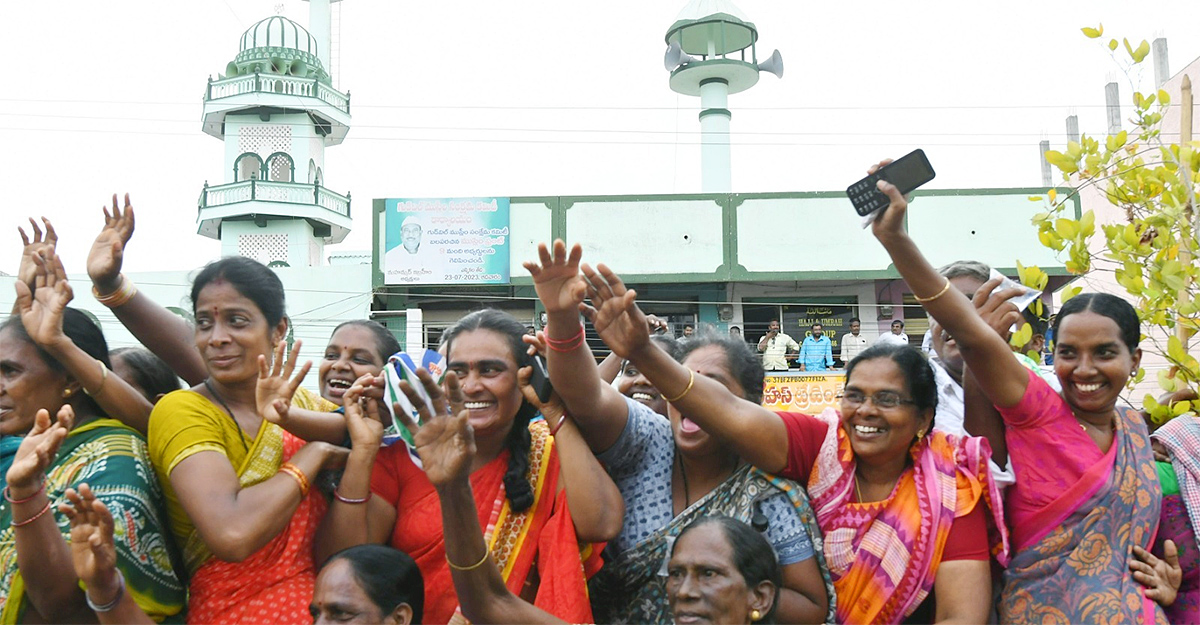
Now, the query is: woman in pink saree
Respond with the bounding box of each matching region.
[867,160,1180,624]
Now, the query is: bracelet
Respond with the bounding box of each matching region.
[11,501,53,528]
[85,570,126,613]
[913,279,952,304]
[446,550,491,571]
[84,359,109,397]
[546,324,586,352]
[92,275,137,308]
[3,482,45,505]
[663,369,696,403]
[333,489,370,505]
[279,463,310,498]
[549,413,569,437]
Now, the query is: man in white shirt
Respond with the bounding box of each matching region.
[757,319,799,371]
[838,317,869,367]
[875,319,909,347]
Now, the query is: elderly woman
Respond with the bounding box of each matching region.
[385,368,783,625]
[866,161,1179,622]
[575,257,1009,624]
[1,250,184,623]
[526,241,833,624]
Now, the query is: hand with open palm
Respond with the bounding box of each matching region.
[6,406,74,494]
[396,369,475,488]
[524,240,588,316]
[579,262,651,361]
[256,340,313,426]
[87,194,136,295]
[14,250,74,350]
[16,217,57,296]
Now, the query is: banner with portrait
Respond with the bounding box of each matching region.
[383,197,510,285]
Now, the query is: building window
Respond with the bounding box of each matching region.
[236,153,264,181]
[266,152,294,182]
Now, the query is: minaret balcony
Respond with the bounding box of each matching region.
[203,73,351,145]
[197,179,351,243]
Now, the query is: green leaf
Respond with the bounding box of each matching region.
[1109,38,1119,51]
[1061,285,1082,303]
[1082,26,1102,39]
[1131,39,1151,63]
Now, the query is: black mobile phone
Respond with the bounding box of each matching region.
[846,149,936,217]
[530,354,554,404]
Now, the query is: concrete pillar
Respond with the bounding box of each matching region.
[1040,140,1052,187]
[1153,38,1170,89]
[699,78,732,193]
[1105,82,1122,135]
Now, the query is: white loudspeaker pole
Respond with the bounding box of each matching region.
[665,0,781,194]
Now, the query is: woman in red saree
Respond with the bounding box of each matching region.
[319,309,619,625]
[864,161,1181,623]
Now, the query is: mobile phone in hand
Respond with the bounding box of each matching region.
[530,354,554,404]
[846,149,936,217]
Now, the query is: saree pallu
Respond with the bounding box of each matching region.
[392,420,598,625]
[184,423,327,624]
[589,464,837,625]
[1000,407,1166,625]
[807,408,1008,625]
[0,419,185,623]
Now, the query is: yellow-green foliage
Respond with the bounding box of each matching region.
[1031,25,1200,423]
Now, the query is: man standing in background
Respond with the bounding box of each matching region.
[838,317,869,367]
[798,323,833,371]
[757,319,799,371]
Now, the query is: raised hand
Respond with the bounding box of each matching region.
[6,406,74,493]
[256,340,312,426]
[398,369,474,487]
[14,250,74,349]
[60,484,120,595]
[342,374,385,450]
[867,159,910,242]
[16,217,57,294]
[87,194,136,294]
[579,262,650,360]
[971,277,1025,340]
[524,240,588,315]
[1132,541,1182,607]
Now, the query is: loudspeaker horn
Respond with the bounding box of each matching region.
[664,41,698,71]
[271,56,293,74]
[757,49,784,78]
[225,62,241,78]
[289,59,310,78]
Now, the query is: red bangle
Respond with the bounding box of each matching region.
[11,502,53,528]
[4,482,45,505]
[334,490,370,505]
[545,324,584,346]
[549,414,569,436]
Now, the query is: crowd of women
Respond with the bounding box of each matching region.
[0,162,1196,625]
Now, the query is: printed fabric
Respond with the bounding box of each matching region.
[372,419,599,625]
[806,408,1008,625]
[589,462,837,625]
[998,372,1165,625]
[0,419,186,623]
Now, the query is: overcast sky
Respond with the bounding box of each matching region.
[2,0,1198,276]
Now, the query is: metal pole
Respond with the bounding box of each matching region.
[1180,74,1195,343]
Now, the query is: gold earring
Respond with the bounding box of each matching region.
[62,388,73,398]
[750,609,762,622]
[916,428,926,439]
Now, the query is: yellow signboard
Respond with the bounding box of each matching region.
[762,372,846,414]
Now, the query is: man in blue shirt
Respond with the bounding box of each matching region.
[799,323,833,372]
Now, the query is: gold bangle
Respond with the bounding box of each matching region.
[663,369,695,403]
[913,279,952,304]
[446,550,490,571]
[279,463,310,498]
[84,359,108,397]
[92,275,137,308]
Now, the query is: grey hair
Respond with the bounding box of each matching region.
[937,260,991,283]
